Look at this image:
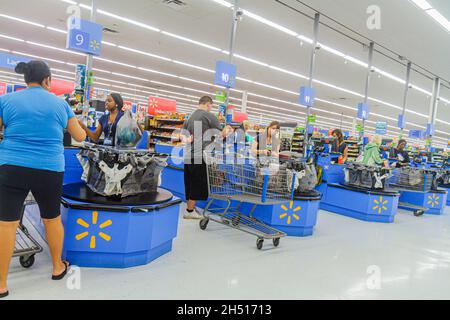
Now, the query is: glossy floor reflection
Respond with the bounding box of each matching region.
[5,204,450,300]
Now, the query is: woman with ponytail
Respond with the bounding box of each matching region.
[0,60,86,298]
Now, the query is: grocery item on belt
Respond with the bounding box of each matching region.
[77,143,168,198]
[115,110,142,148]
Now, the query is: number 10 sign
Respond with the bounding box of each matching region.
[214,61,237,89]
[66,17,103,56]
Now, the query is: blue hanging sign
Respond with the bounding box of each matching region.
[0,52,31,70]
[299,86,315,107]
[66,17,103,56]
[357,103,370,120]
[426,123,435,136]
[398,114,406,129]
[375,121,388,135]
[409,130,425,139]
[214,61,237,88]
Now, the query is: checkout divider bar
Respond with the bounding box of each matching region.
[61,198,183,213]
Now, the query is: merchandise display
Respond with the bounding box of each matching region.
[2,0,450,302]
[345,139,360,162]
[344,163,391,190]
[149,113,185,148]
[77,143,168,198]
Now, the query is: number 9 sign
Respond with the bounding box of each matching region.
[66,17,103,56]
[75,34,84,46]
[69,30,90,51]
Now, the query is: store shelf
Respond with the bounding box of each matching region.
[155,119,185,123]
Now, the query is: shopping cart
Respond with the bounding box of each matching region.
[13,193,43,268]
[200,152,294,250]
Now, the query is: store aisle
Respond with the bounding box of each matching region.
[5,205,450,300]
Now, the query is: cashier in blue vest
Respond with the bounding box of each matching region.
[78,93,124,146]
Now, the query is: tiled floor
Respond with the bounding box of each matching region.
[4,204,450,300]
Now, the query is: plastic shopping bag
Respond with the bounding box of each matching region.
[115,110,142,148]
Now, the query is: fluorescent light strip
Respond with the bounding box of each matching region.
[4,26,447,137]
[138,67,179,79]
[242,10,298,37]
[118,45,172,62]
[14,8,450,110]
[209,0,445,105]
[92,67,112,74]
[426,9,450,32]
[172,60,215,73]
[0,14,45,28]
[26,41,86,56]
[46,26,67,34]
[234,54,269,67]
[102,41,117,47]
[314,79,364,98]
[12,51,66,64]
[161,31,222,52]
[96,9,160,32]
[0,33,25,42]
[94,57,137,69]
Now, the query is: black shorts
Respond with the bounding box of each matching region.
[0,165,64,222]
[184,161,209,201]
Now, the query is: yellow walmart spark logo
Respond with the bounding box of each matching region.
[373,196,388,214]
[90,40,100,51]
[76,211,112,249]
[279,201,301,225]
[427,194,440,208]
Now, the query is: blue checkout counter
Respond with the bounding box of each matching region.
[320,183,400,223]
[316,154,400,223]
[60,147,181,269]
[155,144,186,199]
[398,188,447,215]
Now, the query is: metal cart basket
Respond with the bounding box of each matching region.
[13,193,43,268]
[200,152,296,250]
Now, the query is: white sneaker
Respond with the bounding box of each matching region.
[183,209,204,220]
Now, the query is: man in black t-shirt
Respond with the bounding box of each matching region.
[181,96,233,219]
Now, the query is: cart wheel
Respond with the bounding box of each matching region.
[273,238,280,247]
[19,255,35,268]
[414,210,425,217]
[199,218,209,230]
[231,216,241,227]
[256,238,264,250]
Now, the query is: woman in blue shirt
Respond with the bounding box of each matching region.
[78,93,124,146]
[0,60,86,298]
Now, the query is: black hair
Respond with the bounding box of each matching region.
[199,96,213,105]
[398,139,407,146]
[332,129,344,143]
[15,60,51,85]
[266,121,280,136]
[109,93,124,110]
